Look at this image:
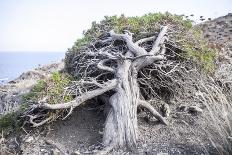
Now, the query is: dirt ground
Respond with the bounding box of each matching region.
[14,99,222,155]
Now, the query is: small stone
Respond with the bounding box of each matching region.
[40,149,46,152]
[25,136,34,143]
[162,103,171,117]
[138,111,147,117]
[51,148,61,155]
[178,105,188,111]
[228,136,232,142]
[157,152,169,155]
[188,106,203,114]
[71,151,81,155]
[98,130,103,135]
[142,143,147,148]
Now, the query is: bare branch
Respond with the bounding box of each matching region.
[133,26,168,70]
[97,59,116,73]
[109,30,147,56]
[150,26,168,55]
[38,79,117,110]
[27,114,53,127]
[86,48,117,60]
[135,36,156,45]
[138,100,168,125]
[134,54,166,70]
[62,106,74,120]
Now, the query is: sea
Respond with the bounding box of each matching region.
[0,52,65,84]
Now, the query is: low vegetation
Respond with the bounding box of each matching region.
[0,71,73,131]
[66,12,217,75]
[22,72,73,106]
[0,113,16,131]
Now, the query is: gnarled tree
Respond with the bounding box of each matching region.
[41,26,168,148]
[25,13,217,153]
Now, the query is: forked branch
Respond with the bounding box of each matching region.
[109,30,147,56]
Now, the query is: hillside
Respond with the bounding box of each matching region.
[200,13,232,63]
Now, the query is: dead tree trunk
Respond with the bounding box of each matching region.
[103,57,139,148]
[30,26,169,152]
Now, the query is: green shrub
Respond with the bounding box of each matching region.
[180,28,217,73]
[22,72,73,106]
[65,12,196,73]
[65,12,217,74]
[0,113,16,130]
[22,79,46,104]
[47,72,73,104]
[70,12,193,51]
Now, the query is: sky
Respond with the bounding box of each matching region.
[0,0,231,52]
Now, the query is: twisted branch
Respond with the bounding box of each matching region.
[38,79,117,110]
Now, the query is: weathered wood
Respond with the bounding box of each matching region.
[103,58,139,148]
[31,26,169,152]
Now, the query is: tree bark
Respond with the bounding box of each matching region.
[103,58,139,149]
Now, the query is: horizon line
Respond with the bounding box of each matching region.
[0,50,66,52]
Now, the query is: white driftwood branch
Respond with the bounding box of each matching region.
[87,48,117,60]
[38,79,117,110]
[139,100,168,125]
[109,30,147,56]
[135,36,156,45]
[150,26,168,55]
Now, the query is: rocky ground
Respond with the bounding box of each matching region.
[0,62,64,116]
[1,14,232,155]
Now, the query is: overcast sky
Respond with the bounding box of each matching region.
[0,0,231,52]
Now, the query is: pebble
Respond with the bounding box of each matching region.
[51,148,61,155]
[71,151,81,155]
[188,106,203,114]
[25,136,34,143]
[40,149,46,152]
[157,152,169,155]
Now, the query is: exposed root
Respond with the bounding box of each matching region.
[27,114,53,127]
[139,100,168,125]
[62,106,74,120]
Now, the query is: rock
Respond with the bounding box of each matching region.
[162,103,171,117]
[178,105,188,111]
[188,106,203,114]
[144,115,158,125]
[157,152,169,155]
[25,136,34,143]
[51,148,61,155]
[228,136,232,142]
[138,111,147,117]
[71,151,81,155]
[40,149,46,152]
